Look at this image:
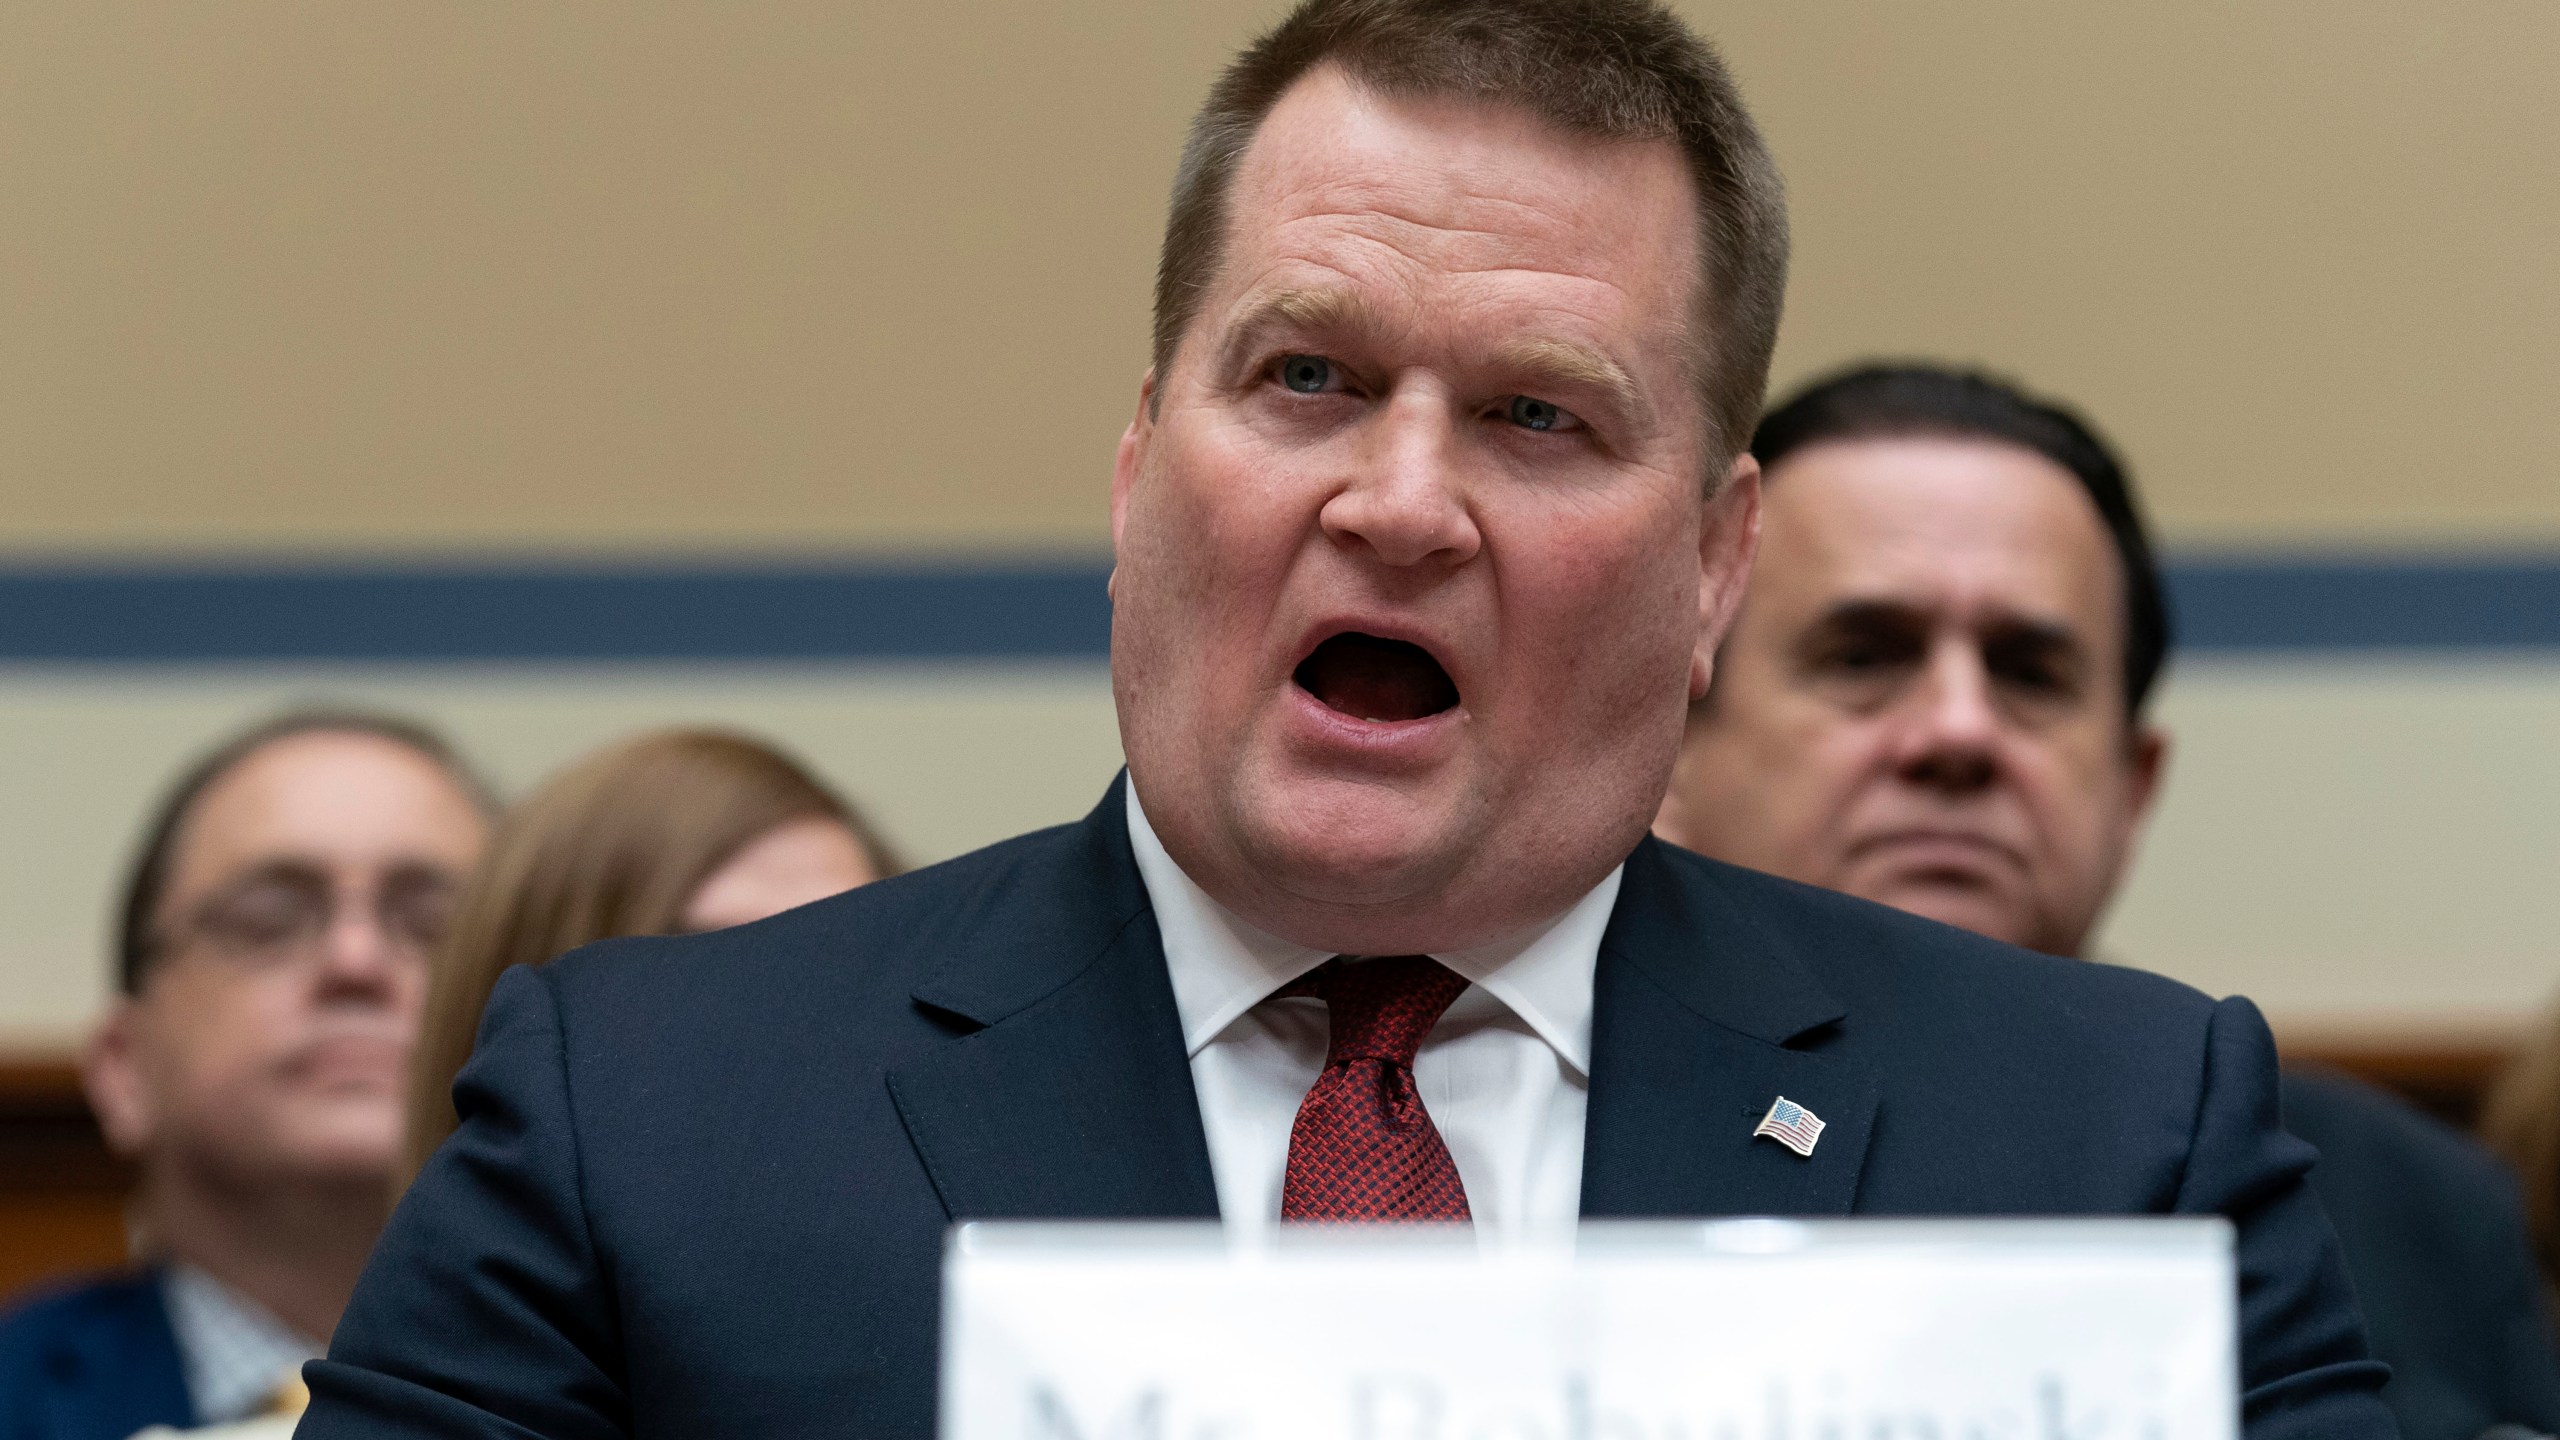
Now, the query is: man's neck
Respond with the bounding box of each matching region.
[145,1158,392,1343]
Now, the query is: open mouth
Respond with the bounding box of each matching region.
[1292,632,1459,723]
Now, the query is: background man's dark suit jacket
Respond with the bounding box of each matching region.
[0,1270,196,1440]
[304,778,2392,1438]
[2281,1066,2560,1440]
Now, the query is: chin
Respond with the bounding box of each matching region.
[262,1101,408,1182]
[1223,781,1621,957]
[276,1141,403,1188]
[1235,773,1467,900]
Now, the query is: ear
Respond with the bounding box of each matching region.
[1690,452,1763,700]
[81,999,159,1158]
[2088,720,2171,924]
[2125,721,2170,832]
[1107,369,1159,602]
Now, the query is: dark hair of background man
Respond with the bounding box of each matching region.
[1152,0,1790,471]
[1751,363,2173,718]
[114,709,496,995]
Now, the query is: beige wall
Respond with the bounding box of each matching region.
[4,3,2555,553]
[2106,658,2560,1029]
[3,6,2556,1042]
[0,1,1258,554]
[1719,4,2560,546]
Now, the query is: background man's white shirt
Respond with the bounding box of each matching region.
[1125,786,1616,1241]
[162,1263,320,1424]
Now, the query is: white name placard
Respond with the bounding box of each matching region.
[942,1219,2236,1440]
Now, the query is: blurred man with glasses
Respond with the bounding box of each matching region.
[0,712,492,1440]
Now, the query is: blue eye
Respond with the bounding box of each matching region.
[1280,355,1332,393]
[1506,395,1565,431]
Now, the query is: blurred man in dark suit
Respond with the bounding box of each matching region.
[0,713,491,1440]
[306,5,2390,1436]
[1658,361,2560,1440]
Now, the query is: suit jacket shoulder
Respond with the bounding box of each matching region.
[532,802,1153,1067]
[308,797,2389,1440]
[1613,838,2247,1215]
[1595,840,2392,1440]
[1676,836,2218,1044]
[0,1268,195,1440]
[2280,1066,2560,1440]
[310,780,1208,1440]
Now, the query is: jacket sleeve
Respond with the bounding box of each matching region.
[2177,996,2398,1440]
[299,964,631,1439]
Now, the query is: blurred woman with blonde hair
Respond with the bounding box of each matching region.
[403,728,899,1177]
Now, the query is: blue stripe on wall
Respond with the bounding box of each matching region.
[0,561,1115,662]
[0,555,2554,662]
[2169,557,2560,652]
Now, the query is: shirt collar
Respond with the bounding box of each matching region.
[1125,783,1616,1077]
[162,1263,324,1424]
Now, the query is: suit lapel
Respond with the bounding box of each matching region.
[1582,840,1881,1219]
[38,1270,197,1436]
[887,775,1221,1221]
[886,797,1882,1225]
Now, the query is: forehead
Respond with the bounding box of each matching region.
[165,732,484,895]
[1211,67,1699,367]
[1758,436,2125,635]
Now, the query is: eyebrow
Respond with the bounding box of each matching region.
[1976,616,2090,678]
[1489,335,1650,431]
[206,858,332,894]
[1215,287,1385,375]
[1808,598,2085,653]
[1216,286,1652,429]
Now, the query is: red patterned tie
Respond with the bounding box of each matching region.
[1278,955,1473,1222]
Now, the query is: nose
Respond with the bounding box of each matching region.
[312,887,407,1000]
[1888,640,2003,795]
[1317,387,1482,570]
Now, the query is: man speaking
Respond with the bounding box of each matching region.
[303,2,2390,1435]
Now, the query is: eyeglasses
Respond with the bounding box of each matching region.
[152,862,463,971]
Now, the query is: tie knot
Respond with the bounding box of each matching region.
[1285,956,1469,1068]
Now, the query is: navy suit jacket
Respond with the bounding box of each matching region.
[2282,1067,2560,1440]
[0,1269,195,1440]
[305,779,2392,1438]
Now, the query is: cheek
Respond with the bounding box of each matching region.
[1781,723,1897,829]
[1128,430,1305,620]
[1501,508,1697,695]
[144,980,284,1099]
[386,963,431,1024]
[1722,695,1900,842]
[1709,645,1863,772]
[2029,737,2137,849]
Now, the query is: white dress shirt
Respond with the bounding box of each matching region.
[1125,786,1620,1241]
[161,1263,322,1424]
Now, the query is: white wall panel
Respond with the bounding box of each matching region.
[2102,657,2560,1029]
[5,657,2556,1046]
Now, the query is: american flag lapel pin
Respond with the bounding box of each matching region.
[1752,1095,1825,1158]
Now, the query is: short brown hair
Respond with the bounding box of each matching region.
[402,728,900,1176]
[1152,0,1789,469]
